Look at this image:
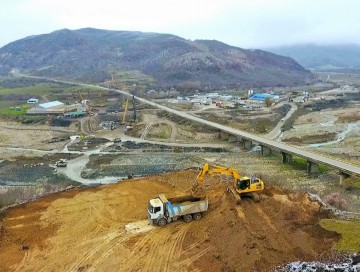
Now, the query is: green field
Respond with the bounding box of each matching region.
[0,104,30,115]
[0,83,104,96]
[320,218,360,252]
[0,77,108,111]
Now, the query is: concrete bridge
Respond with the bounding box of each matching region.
[115,90,360,184]
[13,74,358,185]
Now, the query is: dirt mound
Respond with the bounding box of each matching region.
[0,170,339,272]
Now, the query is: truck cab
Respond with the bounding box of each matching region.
[148,195,167,226]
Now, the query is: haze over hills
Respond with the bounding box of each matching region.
[0,28,312,88]
[267,44,360,70]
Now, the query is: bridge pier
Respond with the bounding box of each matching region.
[261,145,272,156]
[228,135,241,143]
[244,139,253,150]
[307,160,319,174]
[339,172,351,186]
[281,152,293,164]
[218,131,228,140]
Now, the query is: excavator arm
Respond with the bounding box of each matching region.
[191,163,264,204]
[192,163,240,194]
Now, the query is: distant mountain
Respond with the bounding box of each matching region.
[0,28,312,88]
[266,44,360,70]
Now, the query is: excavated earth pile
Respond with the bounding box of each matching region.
[0,170,341,272]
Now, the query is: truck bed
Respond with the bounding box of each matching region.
[168,195,206,204]
[166,195,208,217]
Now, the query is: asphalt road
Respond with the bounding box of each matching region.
[265,102,297,140]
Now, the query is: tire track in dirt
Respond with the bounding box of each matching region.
[122,222,215,272]
[87,233,129,272]
[254,206,279,233]
[14,251,30,272]
[178,244,215,268]
[69,230,123,271]
[122,224,189,272]
[162,225,189,272]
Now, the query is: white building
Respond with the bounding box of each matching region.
[38,101,64,109]
[27,98,39,104]
[27,101,65,115]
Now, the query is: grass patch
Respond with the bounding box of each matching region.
[289,156,329,173]
[320,219,360,252]
[318,164,330,174]
[0,104,30,115]
[354,181,360,188]
[290,156,308,170]
[0,83,105,101]
[148,124,172,139]
[0,83,57,95]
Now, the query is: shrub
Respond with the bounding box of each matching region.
[323,192,348,210]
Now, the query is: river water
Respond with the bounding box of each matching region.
[309,122,360,148]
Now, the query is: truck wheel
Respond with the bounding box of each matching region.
[158,218,167,227]
[183,214,193,223]
[193,213,202,220]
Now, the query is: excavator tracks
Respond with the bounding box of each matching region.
[226,185,260,204]
[226,185,241,204]
[242,192,260,203]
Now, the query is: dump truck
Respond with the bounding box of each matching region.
[147,194,208,227]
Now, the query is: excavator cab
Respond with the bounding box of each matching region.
[236,178,250,190]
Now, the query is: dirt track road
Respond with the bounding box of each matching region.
[0,170,339,272]
[265,102,298,140]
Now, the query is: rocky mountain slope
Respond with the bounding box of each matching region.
[0,28,312,87]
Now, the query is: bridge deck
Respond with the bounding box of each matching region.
[123,91,360,176]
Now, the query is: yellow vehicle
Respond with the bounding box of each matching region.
[191,163,265,204]
[120,95,136,127]
[120,96,129,125]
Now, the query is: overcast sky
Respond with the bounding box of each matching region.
[1,0,360,49]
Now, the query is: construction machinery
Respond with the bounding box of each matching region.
[191,163,264,204]
[78,91,94,116]
[132,95,136,122]
[147,194,208,227]
[120,95,136,127]
[111,73,116,89]
[55,159,67,167]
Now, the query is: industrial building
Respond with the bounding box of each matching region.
[27,101,65,115]
[249,93,279,102]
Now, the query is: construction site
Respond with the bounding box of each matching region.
[1,75,360,271]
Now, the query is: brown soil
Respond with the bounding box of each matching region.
[0,170,339,272]
[283,133,337,144]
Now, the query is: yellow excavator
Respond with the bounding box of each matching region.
[191,163,265,204]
